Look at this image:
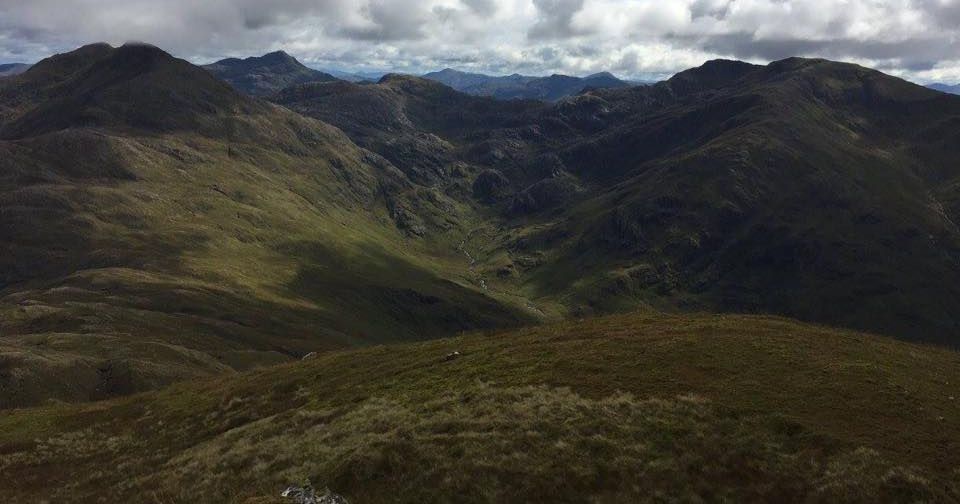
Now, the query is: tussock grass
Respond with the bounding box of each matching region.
[1,312,959,502]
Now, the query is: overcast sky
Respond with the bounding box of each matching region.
[1,0,959,83]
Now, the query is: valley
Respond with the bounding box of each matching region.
[1,39,960,503]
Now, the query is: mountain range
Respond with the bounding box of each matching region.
[929,82,960,95]
[422,67,635,100]
[0,63,30,78]
[3,42,960,501]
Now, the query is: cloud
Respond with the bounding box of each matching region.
[0,0,959,83]
[528,0,588,40]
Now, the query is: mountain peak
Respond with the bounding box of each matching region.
[667,59,760,93]
[260,50,298,65]
[1,43,255,138]
[203,50,337,96]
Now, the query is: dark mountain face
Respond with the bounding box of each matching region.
[422,68,632,101]
[203,50,339,96]
[280,57,960,346]
[929,83,960,95]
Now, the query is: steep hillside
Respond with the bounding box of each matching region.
[1,312,958,503]
[204,51,339,96]
[281,58,960,346]
[422,68,632,101]
[0,44,529,408]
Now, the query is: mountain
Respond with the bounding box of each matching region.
[4,43,960,502]
[279,58,960,347]
[0,63,30,78]
[2,311,959,502]
[0,43,527,408]
[6,44,960,411]
[422,68,633,101]
[203,50,339,96]
[322,68,385,83]
[929,82,960,95]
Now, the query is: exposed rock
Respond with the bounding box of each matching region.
[281,485,348,504]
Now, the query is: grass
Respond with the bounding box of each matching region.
[0,47,536,408]
[1,311,958,502]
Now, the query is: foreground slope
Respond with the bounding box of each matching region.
[0,44,528,408]
[1,312,958,502]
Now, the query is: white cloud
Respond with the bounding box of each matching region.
[0,0,959,82]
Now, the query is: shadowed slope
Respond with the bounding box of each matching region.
[279,58,960,345]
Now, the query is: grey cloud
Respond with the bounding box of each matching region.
[461,0,498,17]
[338,0,431,41]
[528,0,587,40]
[690,0,732,20]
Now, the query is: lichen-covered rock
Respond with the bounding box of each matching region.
[281,485,348,504]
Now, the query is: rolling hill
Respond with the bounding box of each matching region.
[422,68,633,101]
[1,312,958,502]
[203,51,339,96]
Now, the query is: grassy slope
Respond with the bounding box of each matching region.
[0,45,532,408]
[1,312,958,502]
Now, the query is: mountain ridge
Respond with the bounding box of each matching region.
[203,50,339,96]
[929,82,960,95]
[422,67,633,101]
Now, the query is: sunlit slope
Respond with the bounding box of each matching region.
[0,43,529,408]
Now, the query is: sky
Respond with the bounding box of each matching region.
[1,0,959,83]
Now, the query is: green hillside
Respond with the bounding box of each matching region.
[0,44,530,408]
[1,312,958,503]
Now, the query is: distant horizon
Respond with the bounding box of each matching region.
[3,45,958,86]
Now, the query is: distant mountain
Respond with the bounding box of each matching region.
[322,68,385,83]
[203,50,338,96]
[422,68,633,101]
[0,63,30,77]
[929,82,960,95]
